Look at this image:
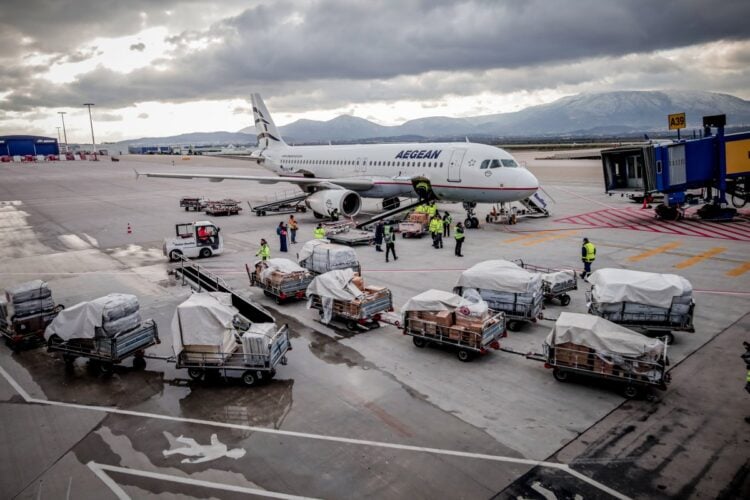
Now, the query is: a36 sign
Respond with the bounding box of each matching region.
[668,112,686,130]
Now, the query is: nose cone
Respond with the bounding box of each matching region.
[523,168,539,190]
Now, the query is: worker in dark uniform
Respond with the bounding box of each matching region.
[581,237,596,279]
[374,221,384,252]
[443,211,452,237]
[276,222,288,252]
[454,222,465,257]
[384,224,398,262]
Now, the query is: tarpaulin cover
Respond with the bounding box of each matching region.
[6,280,50,303]
[298,240,359,274]
[456,260,542,293]
[306,268,363,301]
[171,292,238,354]
[542,270,576,287]
[402,289,464,313]
[257,258,307,282]
[588,268,692,309]
[91,293,139,321]
[546,312,664,358]
[44,300,105,341]
[297,239,327,264]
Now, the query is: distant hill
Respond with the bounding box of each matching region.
[131,90,750,146]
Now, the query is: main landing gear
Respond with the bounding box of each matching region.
[463,202,480,229]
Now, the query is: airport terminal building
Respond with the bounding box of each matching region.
[0,135,60,156]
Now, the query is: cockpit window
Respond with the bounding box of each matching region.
[489,159,501,169]
[480,160,490,169]
[501,159,519,167]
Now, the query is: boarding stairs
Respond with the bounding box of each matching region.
[355,197,423,229]
[518,192,551,217]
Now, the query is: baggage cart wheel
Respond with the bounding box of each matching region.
[169,249,183,262]
[412,337,427,348]
[660,332,675,345]
[559,294,571,306]
[199,248,212,258]
[242,370,261,387]
[54,304,65,313]
[62,353,76,365]
[345,320,359,331]
[99,362,114,376]
[264,290,273,297]
[47,334,63,348]
[507,321,522,332]
[187,368,204,381]
[132,356,147,369]
[552,367,569,382]
[275,296,283,304]
[457,349,473,362]
[623,385,640,399]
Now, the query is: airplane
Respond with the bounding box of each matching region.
[141,93,541,228]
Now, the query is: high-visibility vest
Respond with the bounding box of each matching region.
[429,219,440,233]
[416,181,430,191]
[746,370,750,383]
[583,242,596,262]
[444,214,452,225]
[256,244,270,260]
[414,205,425,214]
[436,219,444,231]
[427,205,437,217]
[314,227,326,239]
[384,226,394,243]
[455,226,464,240]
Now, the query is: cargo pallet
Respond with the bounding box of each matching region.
[514,259,577,306]
[204,199,242,216]
[179,197,207,211]
[1,304,64,351]
[308,291,393,331]
[246,264,312,304]
[47,319,160,375]
[403,312,505,362]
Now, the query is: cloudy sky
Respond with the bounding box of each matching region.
[2,0,749,142]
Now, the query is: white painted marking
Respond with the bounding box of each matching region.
[0,365,630,500]
[163,433,246,464]
[58,234,92,250]
[88,461,319,500]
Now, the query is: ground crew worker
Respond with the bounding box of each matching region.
[443,211,452,237]
[743,342,750,424]
[414,204,425,214]
[429,215,441,248]
[426,200,438,218]
[454,222,465,257]
[288,215,298,244]
[374,221,384,252]
[255,238,270,261]
[415,180,430,202]
[314,223,326,239]
[581,237,596,279]
[384,224,398,262]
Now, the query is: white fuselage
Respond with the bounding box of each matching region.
[260,142,539,203]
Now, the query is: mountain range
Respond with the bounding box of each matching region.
[117,90,750,147]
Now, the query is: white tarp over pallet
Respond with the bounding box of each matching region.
[44,301,105,341]
[401,289,464,313]
[306,268,363,301]
[456,260,542,293]
[588,268,692,309]
[546,312,664,359]
[171,292,238,354]
[256,258,307,282]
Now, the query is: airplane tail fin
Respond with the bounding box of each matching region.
[251,93,287,150]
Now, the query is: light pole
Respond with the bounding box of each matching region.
[56,127,61,142]
[83,103,96,157]
[57,111,68,152]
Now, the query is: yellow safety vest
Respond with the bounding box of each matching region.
[455,226,464,240]
[314,227,326,239]
[429,219,440,233]
[256,244,270,260]
[427,205,437,217]
[583,242,596,262]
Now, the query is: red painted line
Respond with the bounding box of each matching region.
[373,181,537,191]
[363,268,467,273]
[581,211,620,229]
[690,220,750,240]
[674,218,748,241]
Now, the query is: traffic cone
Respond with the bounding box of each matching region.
[127,223,132,235]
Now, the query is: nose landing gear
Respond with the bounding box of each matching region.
[463,202,480,228]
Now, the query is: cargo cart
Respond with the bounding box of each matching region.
[204,199,242,216]
[47,320,159,374]
[163,324,290,387]
[514,259,577,306]
[246,263,313,304]
[404,311,504,362]
[397,221,427,238]
[179,197,207,211]
[325,228,374,246]
[1,304,64,351]
[308,290,393,331]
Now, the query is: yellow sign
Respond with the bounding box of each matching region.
[725,138,750,175]
[668,112,686,130]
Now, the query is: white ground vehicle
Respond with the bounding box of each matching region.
[164,221,224,261]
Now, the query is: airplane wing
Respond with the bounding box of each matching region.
[136,170,374,191]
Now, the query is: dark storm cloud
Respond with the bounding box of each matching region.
[2,0,750,111]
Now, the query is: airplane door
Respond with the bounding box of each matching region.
[357,157,368,173]
[447,149,466,182]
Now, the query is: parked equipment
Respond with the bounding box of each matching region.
[297,239,361,275]
[166,293,290,386]
[514,260,577,306]
[1,280,64,350]
[401,289,504,362]
[164,221,223,261]
[586,269,694,344]
[180,197,207,211]
[454,260,544,331]
[398,212,429,238]
[248,258,313,304]
[250,190,308,216]
[538,312,669,398]
[45,294,159,374]
[204,199,242,216]
[306,269,393,330]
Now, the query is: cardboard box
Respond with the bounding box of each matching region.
[448,326,463,340]
[352,276,365,291]
[433,310,454,327]
[455,314,483,333]
[593,358,613,375]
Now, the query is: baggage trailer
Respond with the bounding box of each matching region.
[247,263,313,304]
[397,221,427,238]
[167,324,290,387]
[179,197,207,211]
[534,312,670,398]
[325,228,374,246]
[1,286,65,351]
[1,307,64,351]
[514,260,577,306]
[308,290,393,331]
[204,199,242,216]
[47,320,159,374]
[403,311,505,362]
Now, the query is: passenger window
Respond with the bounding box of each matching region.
[480,160,490,169]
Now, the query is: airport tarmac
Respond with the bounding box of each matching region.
[0,153,748,499]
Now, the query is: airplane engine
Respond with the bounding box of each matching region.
[305,189,362,217]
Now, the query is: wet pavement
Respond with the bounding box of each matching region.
[0,154,748,499]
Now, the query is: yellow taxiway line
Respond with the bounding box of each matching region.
[674,247,727,269]
[627,241,683,262]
